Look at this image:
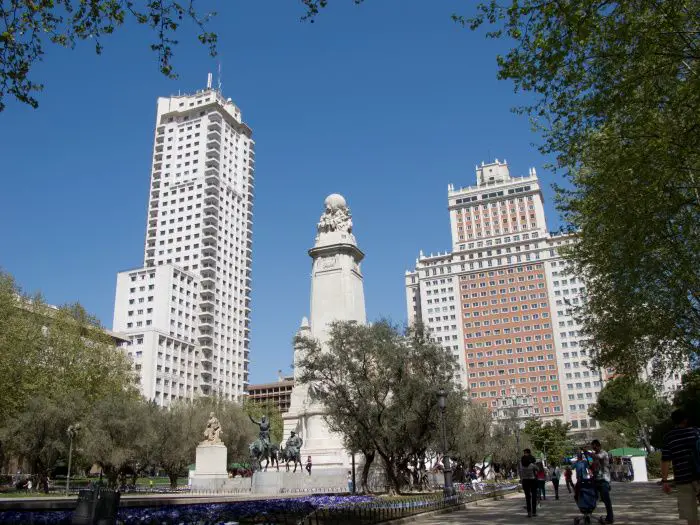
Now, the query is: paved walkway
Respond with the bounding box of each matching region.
[413,482,685,524]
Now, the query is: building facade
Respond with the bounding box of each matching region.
[247,375,295,413]
[112,82,254,406]
[405,160,605,429]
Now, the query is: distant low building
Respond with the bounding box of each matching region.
[247,372,294,413]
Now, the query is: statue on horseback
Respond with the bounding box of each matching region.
[248,414,279,471]
[279,431,304,472]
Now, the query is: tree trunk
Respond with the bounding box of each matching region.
[380,455,401,495]
[168,471,179,489]
[361,450,375,493]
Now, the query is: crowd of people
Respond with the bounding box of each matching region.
[515,411,700,525]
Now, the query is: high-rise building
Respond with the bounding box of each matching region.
[405,160,606,427]
[112,80,254,406]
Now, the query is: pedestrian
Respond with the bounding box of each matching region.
[520,449,538,518]
[551,464,561,500]
[565,464,574,493]
[347,470,354,493]
[661,408,700,525]
[591,439,614,524]
[536,462,547,501]
[574,451,591,503]
[26,479,33,492]
[305,456,312,475]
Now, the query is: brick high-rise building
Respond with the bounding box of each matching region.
[406,160,601,426]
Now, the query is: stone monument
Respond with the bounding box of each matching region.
[190,412,229,490]
[283,194,366,470]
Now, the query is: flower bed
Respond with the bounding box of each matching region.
[0,494,375,525]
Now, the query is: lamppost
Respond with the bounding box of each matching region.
[436,390,454,498]
[66,424,81,495]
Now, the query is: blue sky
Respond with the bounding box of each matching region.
[0,0,562,383]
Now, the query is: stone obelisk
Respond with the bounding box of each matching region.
[283,194,366,469]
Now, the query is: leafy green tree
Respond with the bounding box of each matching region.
[0,0,217,111]
[0,270,138,478]
[151,401,201,488]
[81,393,150,488]
[296,320,459,494]
[0,272,49,423]
[672,368,700,426]
[454,402,490,467]
[0,392,85,492]
[524,419,571,466]
[589,376,670,451]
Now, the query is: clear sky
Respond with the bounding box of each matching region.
[0,0,562,384]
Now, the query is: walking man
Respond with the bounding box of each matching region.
[591,439,614,524]
[661,409,700,525]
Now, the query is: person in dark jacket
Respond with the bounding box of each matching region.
[520,449,538,518]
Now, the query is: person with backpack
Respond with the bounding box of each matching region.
[661,409,700,525]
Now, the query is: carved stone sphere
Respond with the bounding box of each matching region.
[324,193,347,210]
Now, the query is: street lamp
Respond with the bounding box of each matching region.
[436,389,454,498]
[66,424,81,495]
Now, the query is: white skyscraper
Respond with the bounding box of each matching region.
[113,80,254,406]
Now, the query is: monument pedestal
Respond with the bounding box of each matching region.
[190,443,229,490]
[252,469,349,494]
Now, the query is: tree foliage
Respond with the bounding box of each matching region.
[589,375,670,451]
[524,419,571,466]
[0,0,217,111]
[296,320,460,494]
[672,367,700,426]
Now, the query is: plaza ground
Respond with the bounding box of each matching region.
[412,482,686,525]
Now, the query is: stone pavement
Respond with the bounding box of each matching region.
[411,482,686,525]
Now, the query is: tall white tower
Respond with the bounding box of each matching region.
[112,80,254,406]
[283,194,366,469]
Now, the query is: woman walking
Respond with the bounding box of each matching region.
[520,449,538,518]
[536,462,547,501]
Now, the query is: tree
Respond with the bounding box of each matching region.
[305,0,700,378]
[589,376,670,452]
[0,270,138,477]
[152,401,201,488]
[0,271,137,421]
[672,368,700,426]
[454,402,490,467]
[81,393,150,488]
[0,392,85,492]
[0,0,217,111]
[296,320,459,494]
[524,419,571,466]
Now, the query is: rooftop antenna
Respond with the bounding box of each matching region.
[206,72,212,90]
[217,61,222,93]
